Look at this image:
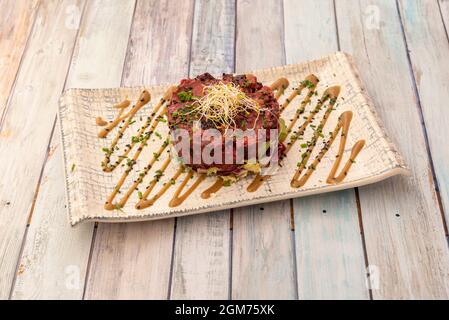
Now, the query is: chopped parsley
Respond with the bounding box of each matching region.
[177,90,193,102]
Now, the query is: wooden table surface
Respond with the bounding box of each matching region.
[1,0,449,300]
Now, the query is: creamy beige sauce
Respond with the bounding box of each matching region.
[99,75,364,211]
[290,109,365,188]
[246,80,330,192]
[325,112,365,184]
[201,177,224,199]
[279,74,318,113]
[137,166,184,209]
[100,90,172,172]
[200,78,295,196]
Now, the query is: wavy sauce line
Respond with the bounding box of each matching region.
[97,75,364,211]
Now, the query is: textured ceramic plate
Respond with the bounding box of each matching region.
[58,52,407,226]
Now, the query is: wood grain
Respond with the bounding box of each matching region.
[0,0,85,299]
[0,0,39,121]
[284,0,369,300]
[84,0,195,299]
[398,0,449,226]
[336,0,449,299]
[10,0,135,299]
[12,128,94,300]
[235,0,285,70]
[170,0,234,300]
[232,0,295,300]
[189,0,235,77]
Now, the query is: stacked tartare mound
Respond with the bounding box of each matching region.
[167,73,285,181]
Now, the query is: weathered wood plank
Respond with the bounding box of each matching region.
[233,202,295,299]
[66,0,135,88]
[336,0,449,299]
[0,0,85,299]
[170,0,234,300]
[293,191,368,299]
[189,0,235,77]
[284,0,369,299]
[284,0,338,60]
[235,0,285,70]
[0,0,39,120]
[10,0,135,300]
[398,0,449,227]
[86,220,175,300]
[171,211,230,300]
[440,0,449,35]
[121,0,194,86]
[85,0,195,299]
[232,0,295,300]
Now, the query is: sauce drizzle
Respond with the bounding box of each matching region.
[201,177,224,199]
[98,74,364,211]
[169,172,206,207]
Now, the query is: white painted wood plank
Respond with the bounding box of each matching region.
[398,0,449,228]
[66,0,135,88]
[284,0,338,60]
[440,0,449,34]
[0,0,39,119]
[85,0,195,299]
[235,0,285,71]
[284,0,369,299]
[11,127,94,300]
[86,220,175,300]
[336,0,449,299]
[233,201,296,299]
[293,191,368,299]
[171,211,230,300]
[121,0,194,85]
[189,0,235,77]
[11,0,136,299]
[170,0,234,300]
[0,0,85,299]
[232,0,295,299]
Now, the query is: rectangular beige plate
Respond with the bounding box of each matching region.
[59,52,407,226]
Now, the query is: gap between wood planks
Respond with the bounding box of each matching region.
[166,0,196,299]
[438,0,449,43]
[166,0,233,299]
[80,0,138,299]
[6,111,55,298]
[7,1,89,299]
[332,0,373,300]
[80,0,139,301]
[78,0,140,301]
[8,0,449,299]
[395,0,449,238]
